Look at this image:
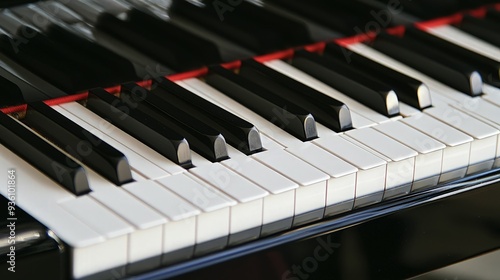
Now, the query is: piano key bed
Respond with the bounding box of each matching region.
[0,1,500,279]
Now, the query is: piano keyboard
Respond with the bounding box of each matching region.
[1,0,500,279]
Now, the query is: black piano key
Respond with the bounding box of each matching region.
[239,59,352,132]
[23,101,133,186]
[153,78,263,155]
[0,65,54,104]
[0,1,39,8]
[486,8,500,22]
[372,32,484,96]
[206,66,318,141]
[404,27,500,84]
[265,0,393,36]
[0,28,104,93]
[8,6,137,87]
[459,15,500,48]
[120,82,229,162]
[323,42,432,110]
[95,8,222,72]
[292,50,400,117]
[0,74,25,107]
[85,88,192,168]
[43,24,138,86]
[170,0,312,53]
[0,112,90,195]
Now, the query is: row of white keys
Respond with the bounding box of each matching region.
[12,111,174,264]
[181,77,413,209]
[54,93,325,251]
[0,144,128,279]
[54,105,236,259]
[347,43,500,168]
[20,113,192,270]
[22,103,245,272]
[180,79,365,218]
[255,60,497,188]
[234,62,433,199]
[56,102,186,177]
[8,112,211,277]
[254,61,470,196]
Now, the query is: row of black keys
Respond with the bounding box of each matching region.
[2,18,499,113]
[0,0,499,95]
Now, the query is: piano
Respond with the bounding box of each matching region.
[0,0,499,279]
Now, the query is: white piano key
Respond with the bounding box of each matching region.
[351,111,378,128]
[251,149,329,224]
[252,149,330,186]
[156,173,233,249]
[90,188,167,229]
[195,207,230,246]
[425,106,499,173]
[286,142,357,215]
[316,122,338,138]
[402,113,473,182]
[373,120,445,190]
[399,101,423,117]
[483,93,500,107]
[425,25,500,63]
[286,142,358,179]
[178,78,304,148]
[71,236,128,279]
[156,173,236,212]
[162,216,196,257]
[53,105,170,180]
[222,149,298,195]
[263,59,390,125]
[313,135,387,206]
[90,188,167,264]
[343,127,417,198]
[59,196,133,238]
[123,180,201,221]
[57,102,186,176]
